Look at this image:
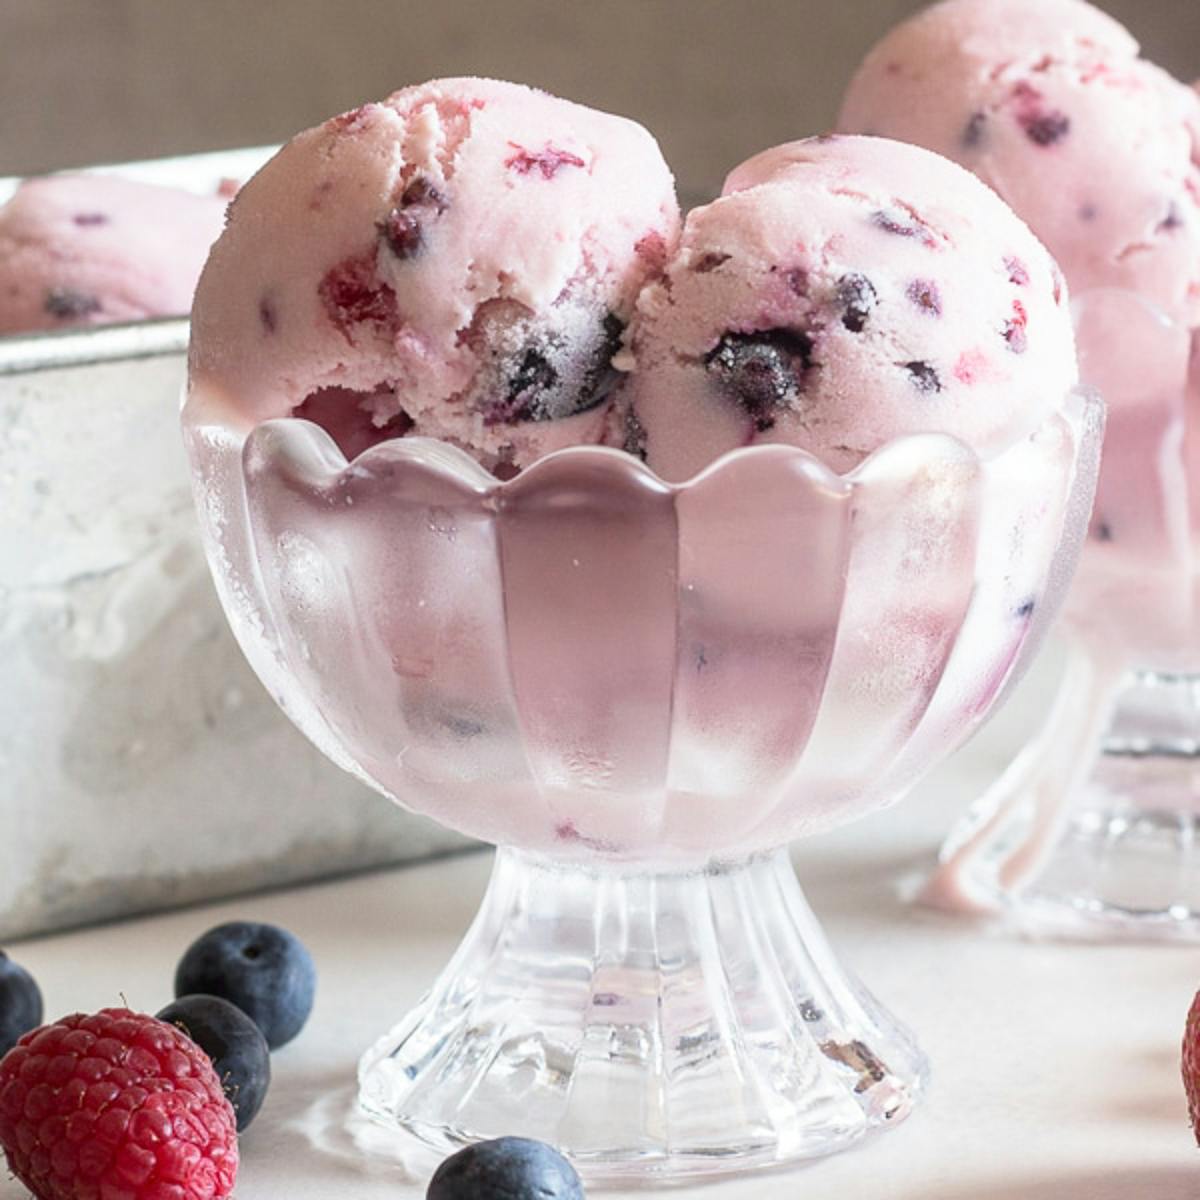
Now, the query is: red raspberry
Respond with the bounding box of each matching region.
[0,1008,238,1200]
[1185,991,1200,1143]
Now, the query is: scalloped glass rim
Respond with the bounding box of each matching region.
[183,382,1101,865]
[233,385,1101,498]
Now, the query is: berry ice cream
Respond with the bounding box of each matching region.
[0,173,229,334]
[621,135,1077,480]
[189,77,679,476]
[840,3,1200,926]
[837,0,1200,328]
[836,1,1200,664]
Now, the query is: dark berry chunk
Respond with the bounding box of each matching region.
[586,310,626,401]
[157,995,271,1132]
[693,251,731,273]
[381,208,424,259]
[902,360,942,394]
[623,404,648,461]
[0,951,43,1057]
[1003,300,1029,353]
[784,267,809,296]
[1094,518,1114,542]
[1159,202,1184,233]
[1004,256,1030,286]
[491,349,559,425]
[837,273,877,332]
[505,143,586,180]
[871,208,936,247]
[1009,82,1071,145]
[963,111,988,148]
[258,294,277,334]
[1019,110,1071,146]
[319,254,398,340]
[401,175,449,213]
[1014,597,1036,619]
[906,279,942,316]
[381,175,451,260]
[706,329,814,428]
[43,287,101,319]
[72,212,108,227]
[474,306,624,426]
[175,921,316,1050]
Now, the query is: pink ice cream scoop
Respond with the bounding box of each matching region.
[620,135,1077,481]
[189,77,680,477]
[837,0,1200,328]
[0,174,229,334]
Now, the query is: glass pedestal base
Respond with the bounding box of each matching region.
[358,847,926,1182]
[927,670,1200,940]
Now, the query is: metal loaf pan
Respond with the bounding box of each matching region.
[0,148,470,939]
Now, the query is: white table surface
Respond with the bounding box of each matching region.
[4,731,1199,1200]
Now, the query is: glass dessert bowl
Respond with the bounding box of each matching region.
[183,385,1100,1181]
[926,291,1200,939]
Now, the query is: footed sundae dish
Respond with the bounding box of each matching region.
[840,0,1200,937]
[184,78,1100,1179]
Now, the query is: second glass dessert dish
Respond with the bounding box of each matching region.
[184,383,1100,1179]
[925,292,1200,937]
[836,0,1200,940]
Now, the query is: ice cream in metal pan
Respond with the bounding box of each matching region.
[0,148,470,943]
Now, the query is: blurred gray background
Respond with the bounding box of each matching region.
[3,0,1198,197]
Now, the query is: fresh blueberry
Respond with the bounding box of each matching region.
[0,951,43,1057]
[427,1137,585,1200]
[157,994,271,1131]
[174,921,316,1050]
